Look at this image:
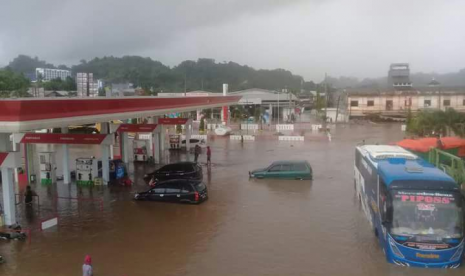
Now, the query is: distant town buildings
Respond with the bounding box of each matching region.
[35,68,71,81]
[76,73,98,97]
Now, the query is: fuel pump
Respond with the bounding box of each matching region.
[39,152,56,184]
[76,158,99,185]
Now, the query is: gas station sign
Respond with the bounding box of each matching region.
[13,133,114,145]
[117,124,158,132]
[158,118,189,125]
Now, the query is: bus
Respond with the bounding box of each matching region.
[355,145,464,268]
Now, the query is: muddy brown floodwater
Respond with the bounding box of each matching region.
[0,123,463,276]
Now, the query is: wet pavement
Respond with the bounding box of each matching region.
[1,123,464,276]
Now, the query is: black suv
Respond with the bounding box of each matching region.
[143,162,203,185]
[134,179,208,204]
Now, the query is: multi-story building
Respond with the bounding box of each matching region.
[76,73,98,97]
[35,68,71,81]
[388,63,412,88]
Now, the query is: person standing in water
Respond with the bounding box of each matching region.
[206,146,212,166]
[24,186,37,206]
[82,255,93,276]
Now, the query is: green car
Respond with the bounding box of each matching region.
[249,160,313,180]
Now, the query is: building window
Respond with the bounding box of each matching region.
[443,100,451,107]
[424,100,431,107]
[367,100,374,107]
[350,100,359,107]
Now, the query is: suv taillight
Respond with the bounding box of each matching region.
[194,191,199,201]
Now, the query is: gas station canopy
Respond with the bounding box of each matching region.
[0,96,241,133]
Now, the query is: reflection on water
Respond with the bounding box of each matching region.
[1,124,464,276]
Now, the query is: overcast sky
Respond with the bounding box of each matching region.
[1,0,465,81]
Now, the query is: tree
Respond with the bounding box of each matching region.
[408,108,465,137]
[199,117,205,132]
[315,91,326,111]
[42,77,76,91]
[0,69,31,98]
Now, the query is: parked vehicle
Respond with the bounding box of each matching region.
[134,179,208,204]
[214,125,232,136]
[181,138,206,148]
[355,145,465,268]
[249,160,312,180]
[143,162,203,185]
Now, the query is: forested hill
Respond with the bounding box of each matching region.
[72,57,306,92]
[6,55,310,93]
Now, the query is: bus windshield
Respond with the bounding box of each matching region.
[390,190,463,241]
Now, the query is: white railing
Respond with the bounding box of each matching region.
[276,124,294,131]
[241,124,259,130]
[311,124,322,131]
[278,136,304,141]
[230,135,255,141]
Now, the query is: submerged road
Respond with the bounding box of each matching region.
[1,123,463,276]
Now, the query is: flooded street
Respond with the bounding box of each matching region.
[1,123,463,276]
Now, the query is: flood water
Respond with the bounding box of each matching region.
[1,123,463,276]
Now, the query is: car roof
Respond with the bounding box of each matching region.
[161,161,196,166]
[271,160,309,165]
[152,179,202,185]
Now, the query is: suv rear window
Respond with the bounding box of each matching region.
[195,183,206,192]
[159,163,194,172]
[292,163,307,171]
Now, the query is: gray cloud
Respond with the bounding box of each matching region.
[1,0,465,81]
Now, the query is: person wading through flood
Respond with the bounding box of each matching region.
[82,255,93,276]
[194,144,201,163]
[24,185,37,206]
[206,146,211,166]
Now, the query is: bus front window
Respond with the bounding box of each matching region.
[390,190,463,242]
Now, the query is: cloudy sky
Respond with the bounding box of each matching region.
[1,0,465,81]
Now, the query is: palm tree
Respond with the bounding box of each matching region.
[410,108,465,137]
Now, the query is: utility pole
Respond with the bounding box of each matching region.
[335,94,341,123]
[277,90,280,126]
[323,73,328,130]
[184,73,187,96]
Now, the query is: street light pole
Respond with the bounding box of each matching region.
[277,90,280,126]
[323,73,328,130]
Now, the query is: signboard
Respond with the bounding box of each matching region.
[0,153,7,166]
[117,124,158,132]
[158,118,189,125]
[13,133,114,145]
[41,217,58,230]
[0,152,23,168]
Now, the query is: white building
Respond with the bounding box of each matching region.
[76,73,98,97]
[35,68,71,81]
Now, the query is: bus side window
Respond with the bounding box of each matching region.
[379,180,390,223]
